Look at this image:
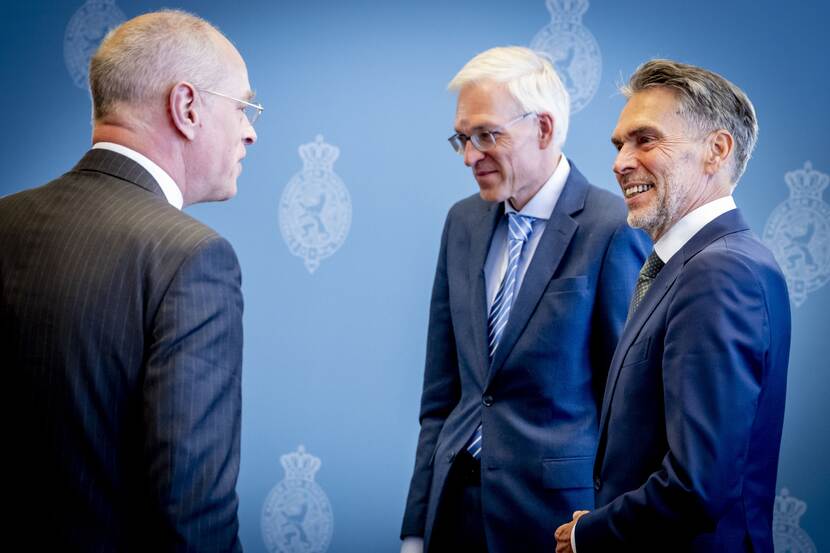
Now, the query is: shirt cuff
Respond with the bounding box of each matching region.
[571,517,579,553]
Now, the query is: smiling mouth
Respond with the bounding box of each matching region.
[624,183,654,198]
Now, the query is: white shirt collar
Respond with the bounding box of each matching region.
[92,142,183,210]
[505,154,571,220]
[654,195,737,262]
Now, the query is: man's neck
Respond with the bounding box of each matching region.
[92,121,186,199]
[510,152,561,210]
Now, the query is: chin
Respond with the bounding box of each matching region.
[478,187,508,204]
[211,184,237,203]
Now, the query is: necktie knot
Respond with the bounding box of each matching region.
[507,213,535,244]
[640,250,665,280]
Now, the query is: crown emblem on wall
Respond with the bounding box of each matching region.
[774,488,808,524]
[772,488,816,552]
[299,135,340,171]
[786,161,829,201]
[280,445,322,481]
[546,0,589,19]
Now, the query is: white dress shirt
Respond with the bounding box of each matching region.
[92,142,183,209]
[570,194,737,552]
[653,195,737,263]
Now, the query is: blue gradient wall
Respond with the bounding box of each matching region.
[2,1,827,551]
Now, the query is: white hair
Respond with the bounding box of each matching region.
[448,46,570,149]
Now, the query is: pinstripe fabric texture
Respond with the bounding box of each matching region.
[2,149,243,552]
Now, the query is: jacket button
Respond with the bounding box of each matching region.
[482,395,494,407]
[594,476,602,491]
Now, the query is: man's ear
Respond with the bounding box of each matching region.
[169,81,199,141]
[704,129,734,176]
[537,112,554,149]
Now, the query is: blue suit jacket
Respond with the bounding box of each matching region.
[2,149,243,552]
[401,165,649,552]
[576,209,791,552]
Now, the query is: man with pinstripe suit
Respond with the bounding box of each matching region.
[2,11,259,551]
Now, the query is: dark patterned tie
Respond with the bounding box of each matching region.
[627,250,665,320]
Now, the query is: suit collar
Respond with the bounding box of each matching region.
[92,143,183,209]
[485,164,589,381]
[596,209,751,439]
[654,196,736,263]
[72,148,165,200]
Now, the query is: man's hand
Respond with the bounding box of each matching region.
[555,510,589,553]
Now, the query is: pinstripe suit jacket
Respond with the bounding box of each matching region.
[2,149,243,552]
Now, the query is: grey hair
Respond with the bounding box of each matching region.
[89,10,228,121]
[448,46,570,150]
[622,59,758,184]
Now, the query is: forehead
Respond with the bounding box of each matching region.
[214,34,252,95]
[613,87,686,138]
[454,80,520,130]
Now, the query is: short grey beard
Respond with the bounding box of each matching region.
[627,180,683,239]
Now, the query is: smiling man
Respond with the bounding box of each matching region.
[554,59,791,552]
[400,46,648,553]
[2,10,259,551]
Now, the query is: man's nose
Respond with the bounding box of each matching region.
[613,144,636,177]
[463,140,484,167]
[244,123,257,146]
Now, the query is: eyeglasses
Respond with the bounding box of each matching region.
[448,112,536,155]
[200,88,264,125]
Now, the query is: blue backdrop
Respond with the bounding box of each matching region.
[2,1,827,551]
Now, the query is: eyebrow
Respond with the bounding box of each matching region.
[454,122,500,134]
[244,89,256,102]
[611,125,660,147]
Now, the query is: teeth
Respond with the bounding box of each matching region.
[624,184,653,198]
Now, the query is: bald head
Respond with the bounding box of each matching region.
[89,10,234,122]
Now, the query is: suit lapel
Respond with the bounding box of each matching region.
[486,167,588,382]
[73,148,164,198]
[596,209,751,440]
[596,257,680,438]
[469,201,504,382]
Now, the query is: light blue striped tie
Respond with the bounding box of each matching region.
[466,213,535,460]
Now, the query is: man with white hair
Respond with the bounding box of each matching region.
[3,10,259,551]
[400,46,648,552]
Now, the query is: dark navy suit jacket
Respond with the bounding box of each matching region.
[401,165,649,552]
[576,209,791,552]
[2,149,243,552]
